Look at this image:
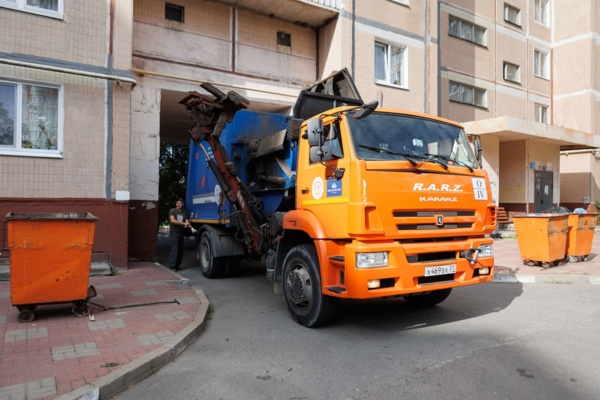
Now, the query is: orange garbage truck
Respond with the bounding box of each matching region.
[179,69,496,327]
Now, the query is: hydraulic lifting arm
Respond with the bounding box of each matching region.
[179,83,268,254]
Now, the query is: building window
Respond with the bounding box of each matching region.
[449,81,487,108]
[535,104,548,123]
[449,16,487,46]
[277,32,291,47]
[534,0,549,25]
[503,62,521,83]
[389,0,409,5]
[534,49,549,79]
[504,3,521,26]
[165,3,184,22]
[0,0,63,18]
[0,80,62,156]
[374,42,406,87]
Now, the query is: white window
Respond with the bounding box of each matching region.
[389,0,409,5]
[0,80,62,156]
[503,62,520,83]
[535,104,548,123]
[449,16,487,46]
[534,0,549,26]
[374,42,406,87]
[504,3,521,26]
[0,0,63,18]
[534,49,550,79]
[449,81,487,108]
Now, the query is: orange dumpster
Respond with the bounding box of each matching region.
[512,213,569,268]
[6,212,98,322]
[566,213,597,263]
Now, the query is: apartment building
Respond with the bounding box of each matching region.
[1,0,598,263]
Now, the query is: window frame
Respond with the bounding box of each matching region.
[503,3,521,27]
[448,81,487,108]
[0,78,64,158]
[374,41,408,89]
[0,0,63,19]
[534,48,550,79]
[534,0,550,26]
[535,103,549,123]
[165,3,184,23]
[503,61,521,83]
[448,15,487,46]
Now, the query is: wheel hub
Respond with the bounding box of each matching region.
[286,267,312,306]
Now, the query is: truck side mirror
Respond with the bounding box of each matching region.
[307,118,324,146]
[472,135,482,166]
[310,142,332,162]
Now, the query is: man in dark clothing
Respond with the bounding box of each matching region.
[168,198,191,271]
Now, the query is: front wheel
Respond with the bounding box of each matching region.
[404,288,452,307]
[197,231,226,278]
[281,245,339,328]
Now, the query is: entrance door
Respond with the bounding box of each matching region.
[534,171,553,213]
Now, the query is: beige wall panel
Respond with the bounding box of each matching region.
[496,90,527,119]
[236,45,315,85]
[499,140,526,203]
[0,1,108,66]
[111,85,131,192]
[318,18,343,77]
[553,40,592,94]
[527,2,551,41]
[112,0,134,71]
[553,94,593,132]
[360,0,425,35]
[133,0,230,40]
[595,43,600,90]
[553,0,592,41]
[449,0,494,19]
[133,23,231,71]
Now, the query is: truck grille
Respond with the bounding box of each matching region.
[394,210,475,232]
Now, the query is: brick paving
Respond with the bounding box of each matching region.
[0,263,208,400]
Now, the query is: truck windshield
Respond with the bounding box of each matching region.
[347,112,478,170]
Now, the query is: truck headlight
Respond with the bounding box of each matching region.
[478,244,493,257]
[356,252,388,268]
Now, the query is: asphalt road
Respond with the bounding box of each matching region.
[114,236,600,400]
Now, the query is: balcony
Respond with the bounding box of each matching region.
[216,0,341,27]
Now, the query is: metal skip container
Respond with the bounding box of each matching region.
[512,213,569,268]
[566,213,598,263]
[6,212,98,322]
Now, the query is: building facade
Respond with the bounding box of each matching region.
[1,0,598,264]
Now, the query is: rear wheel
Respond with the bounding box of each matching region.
[282,245,339,327]
[404,288,452,307]
[197,231,226,278]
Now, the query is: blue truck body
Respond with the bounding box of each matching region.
[186,110,297,226]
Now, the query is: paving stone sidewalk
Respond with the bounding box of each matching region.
[0,263,209,400]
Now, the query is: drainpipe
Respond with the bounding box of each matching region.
[423,0,429,114]
[351,0,356,80]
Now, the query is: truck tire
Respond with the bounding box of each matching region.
[198,231,226,278]
[282,245,339,327]
[404,288,452,307]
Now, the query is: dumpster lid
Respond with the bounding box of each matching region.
[5,212,98,221]
[512,213,569,218]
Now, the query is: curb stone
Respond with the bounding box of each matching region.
[54,289,210,400]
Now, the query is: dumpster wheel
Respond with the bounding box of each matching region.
[72,301,90,317]
[17,305,37,323]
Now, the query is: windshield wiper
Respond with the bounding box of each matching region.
[357,145,419,166]
[424,153,474,172]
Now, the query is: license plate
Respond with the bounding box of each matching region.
[424,264,456,277]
